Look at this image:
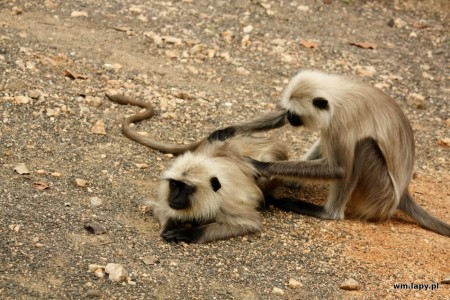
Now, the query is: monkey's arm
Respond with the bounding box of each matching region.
[208,109,287,142]
[162,216,261,243]
[106,94,203,155]
[251,158,345,180]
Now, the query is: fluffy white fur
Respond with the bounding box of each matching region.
[151,135,288,243]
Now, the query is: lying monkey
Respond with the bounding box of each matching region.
[107,94,288,243]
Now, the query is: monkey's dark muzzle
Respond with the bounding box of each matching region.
[169,201,190,210]
[287,111,303,127]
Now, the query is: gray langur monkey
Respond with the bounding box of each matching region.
[209,70,450,237]
[106,94,288,243]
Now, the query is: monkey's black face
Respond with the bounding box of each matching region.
[168,179,197,210]
[287,111,303,127]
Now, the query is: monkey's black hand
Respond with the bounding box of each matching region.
[162,227,204,244]
[207,127,236,142]
[245,157,271,174]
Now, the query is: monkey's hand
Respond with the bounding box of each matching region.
[245,157,271,176]
[207,127,236,142]
[162,227,203,244]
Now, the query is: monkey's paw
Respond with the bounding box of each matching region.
[162,227,203,243]
[245,157,271,174]
[207,127,236,142]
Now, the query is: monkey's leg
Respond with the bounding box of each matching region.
[162,217,262,243]
[268,178,357,220]
[261,143,360,219]
[325,137,393,220]
[208,109,287,142]
[266,196,324,218]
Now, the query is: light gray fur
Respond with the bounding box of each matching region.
[106,93,289,243]
[223,70,449,237]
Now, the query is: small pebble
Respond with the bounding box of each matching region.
[14,163,30,175]
[407,93,426,109]
[142,256,160,265]
[85,96,103,107]
[135,163,149,169]
[14,96,30,104]
[340,278,360,291]
[86,289,101,298]
[272,287,284,295]
[105,263,128,282]
[288,278,302,289]
[90,197,102,207]
[94,268,105,278]
[74,178,87,187]
[91,120,106,135]
[29,90,41,99]
[243,25,253,33]
[88,264,105,273]
[71,11,88,17]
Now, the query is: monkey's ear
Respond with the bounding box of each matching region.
[312,97,329,110]
[210,177,221,192]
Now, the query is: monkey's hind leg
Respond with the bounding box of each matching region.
[267,139,380,220]
[267,181,356,220]
[347,138,397,220]
[265,195,325,218]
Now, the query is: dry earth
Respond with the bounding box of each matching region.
[0,0,449,299]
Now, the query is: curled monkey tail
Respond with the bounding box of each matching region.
[106,93,203,155]
[398,192,450,237]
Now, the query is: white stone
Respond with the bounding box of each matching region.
[272,287,284,295]
[288,278,302,288]
[243,25,253,33]
[88,264,105,272]
[14,95,30,104]
[105,263,128,282]
[90,197,102,207]
[71,11,88,17]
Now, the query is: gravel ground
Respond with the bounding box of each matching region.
[0,0,449,299]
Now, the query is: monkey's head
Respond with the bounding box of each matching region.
[158,152,224,221]
[280,70,347,131]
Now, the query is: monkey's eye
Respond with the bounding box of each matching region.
[169,179,182,190]
[210,176,221,192]
[312,97,329,110]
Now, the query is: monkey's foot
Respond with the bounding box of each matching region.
[269,197,326,218]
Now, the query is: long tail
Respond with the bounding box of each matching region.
[106,94,203,155]
[398,192,450,237]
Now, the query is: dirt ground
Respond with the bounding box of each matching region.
[0,0,449,299]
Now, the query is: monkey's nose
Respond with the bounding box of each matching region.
[287,111,303,127]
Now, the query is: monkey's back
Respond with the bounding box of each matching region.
[328,79,415,200]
